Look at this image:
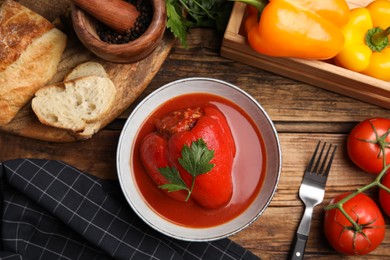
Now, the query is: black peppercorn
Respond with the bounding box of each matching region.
[97,0,153,44]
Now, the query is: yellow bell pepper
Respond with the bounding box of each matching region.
[239,0,350,60]
[335,0,390,81]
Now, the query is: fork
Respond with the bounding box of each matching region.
[288,141,337,260]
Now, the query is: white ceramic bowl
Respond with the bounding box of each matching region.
[117,77,281,241]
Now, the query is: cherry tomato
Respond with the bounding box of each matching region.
[324,192,385,255]
[379,173,390,216]
[347,118,390,175]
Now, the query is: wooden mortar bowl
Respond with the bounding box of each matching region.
[71,0,166,63]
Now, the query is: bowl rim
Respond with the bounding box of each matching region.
[116,77,282,241]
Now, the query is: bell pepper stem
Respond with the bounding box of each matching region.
[371,27,390,44]
[366,27,390,52]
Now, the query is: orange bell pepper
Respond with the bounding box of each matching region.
[241,0,350,60]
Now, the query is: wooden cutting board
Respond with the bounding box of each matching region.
[0,0,175,142]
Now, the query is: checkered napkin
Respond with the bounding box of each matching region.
[0,159,259,260]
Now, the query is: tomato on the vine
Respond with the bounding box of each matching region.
[347,118,390,175]
[324,192,385,255]
[379,173,390,216]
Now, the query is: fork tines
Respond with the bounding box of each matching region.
[306,141,337,177]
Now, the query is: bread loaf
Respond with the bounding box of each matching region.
[31,76,117,135]
[0,0,67,125]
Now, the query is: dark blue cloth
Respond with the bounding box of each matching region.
[0,159,259,260]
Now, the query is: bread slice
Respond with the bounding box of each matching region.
[31,76,116,135]
[65,61,108,81]
[0,0,67,125]
[64,61,112,139]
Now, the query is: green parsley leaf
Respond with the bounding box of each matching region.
[178,138,215,176]
[166,0,189,48]
[159,166,189,192]
[158,138,215,201]
[165,0,233,48]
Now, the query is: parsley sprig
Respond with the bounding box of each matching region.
[165,0,233,48]
[159,138,215,201]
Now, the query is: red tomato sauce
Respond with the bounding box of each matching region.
[132,93,266,228]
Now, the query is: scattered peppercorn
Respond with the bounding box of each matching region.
[97,0,152,44]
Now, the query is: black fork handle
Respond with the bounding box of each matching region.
[288,232,308,259]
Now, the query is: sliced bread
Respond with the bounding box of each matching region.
[64,61,112,139]
[65,61,108,81]
[31,75,116,135]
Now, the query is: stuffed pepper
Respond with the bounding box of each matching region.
[140,104,236,209]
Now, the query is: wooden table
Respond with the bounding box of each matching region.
[1,28,390,259]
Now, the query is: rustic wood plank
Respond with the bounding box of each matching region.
[1,24,389,259]
[0,131,119,179]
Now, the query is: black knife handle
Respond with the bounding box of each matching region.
[288,232,308,260]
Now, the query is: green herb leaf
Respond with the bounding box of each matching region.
[166,0,189,48]
[158,138,215,201]
[159,166,189,192]
[165,0,233,48]
[178,138,215,177]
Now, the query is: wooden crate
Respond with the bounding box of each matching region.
[220,1,390,109]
